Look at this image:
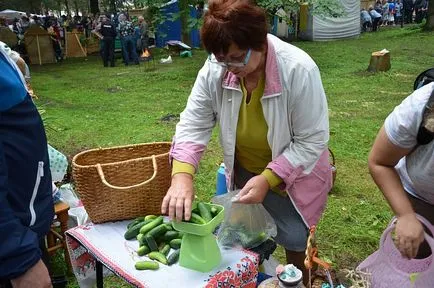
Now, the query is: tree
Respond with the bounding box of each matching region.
[256,0,345,38]
[425,0,434,30]
[89,0,99,15]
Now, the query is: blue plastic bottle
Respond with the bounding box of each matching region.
[215,163,227,196]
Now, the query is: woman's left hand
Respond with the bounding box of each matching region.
[234,175,269,204]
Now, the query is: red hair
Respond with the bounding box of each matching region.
[201,0,268,55]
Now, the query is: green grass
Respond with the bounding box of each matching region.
[32,26,434,287]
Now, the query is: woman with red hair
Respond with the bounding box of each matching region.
[161,0,332,283]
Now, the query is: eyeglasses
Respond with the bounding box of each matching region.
[208,49,251,68]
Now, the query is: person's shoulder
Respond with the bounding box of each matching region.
[268,34,317,72]
[398,83,434,113]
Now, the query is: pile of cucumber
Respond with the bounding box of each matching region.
[187,202,220,225]
[124,215,182,270]
[218,226,268,249]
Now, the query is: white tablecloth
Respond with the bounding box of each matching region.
[66,221,259,288]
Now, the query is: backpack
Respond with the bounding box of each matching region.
[414,68,434,145]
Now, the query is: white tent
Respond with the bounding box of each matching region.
[299,0,360,41]
[0,9,26,20]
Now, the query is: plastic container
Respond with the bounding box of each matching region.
[215,163,227,196]
[277,264,303,287]
[172,202,225,272]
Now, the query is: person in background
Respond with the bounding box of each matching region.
[388,0,396,25]
[137,16,148,55]
[361,8,373,32]
[93,15,116,67]
[395,0,403,25]
[414,0,428,23]
[381,0,390,26]
[369,5,383,31]
[375,0,384,14]
[0,40,53,288]
[369,82,434,260]
[161,0,332,285]
[403,0,414,23]
[118,14,139,66]
[19,16,30,33]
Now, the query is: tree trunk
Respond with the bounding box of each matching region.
[179,0,190,45]
[110,0,116,12]
[90,0,99,15]
[64,0,70,15]
[74,0,79,15]
[424,0,434,30]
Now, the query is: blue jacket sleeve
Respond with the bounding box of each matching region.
[0,142,42,279]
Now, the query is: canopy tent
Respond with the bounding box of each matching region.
[0,9,26,20]
[299,0,360,41]
[24,26,55,65]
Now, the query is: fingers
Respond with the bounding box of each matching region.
[184,197,192,221]
[397,237,421,259]
[168,196,177,221]
[175,197,184,222]
[161,194,170,214]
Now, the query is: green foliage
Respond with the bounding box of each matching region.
[256,0,345,20]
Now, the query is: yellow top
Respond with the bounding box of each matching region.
[172,74,283,191]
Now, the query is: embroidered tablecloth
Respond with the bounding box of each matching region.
[66,221,259,288]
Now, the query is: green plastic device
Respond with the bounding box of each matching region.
[172,202,224,272]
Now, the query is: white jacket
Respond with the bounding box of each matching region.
[170,34,332,227]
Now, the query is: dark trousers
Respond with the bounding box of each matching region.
[404,8,413,23]
[372,17,381,31]
[408,193,434,258]
[0,237,51,288]
[102,37,115,67]
[121,35,139,65]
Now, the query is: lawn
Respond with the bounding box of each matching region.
[31,26,434,287]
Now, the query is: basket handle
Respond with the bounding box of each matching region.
[96,155,157,190]
[328,148,335,166]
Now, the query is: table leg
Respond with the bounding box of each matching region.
[57,211,72,273]
[96,260,103,288]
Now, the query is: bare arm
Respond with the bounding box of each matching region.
[368,125,424,258]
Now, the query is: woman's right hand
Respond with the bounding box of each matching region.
[395,213,425,259]
[161,173,194,222]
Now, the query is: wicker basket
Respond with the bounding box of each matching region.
[72,142,171,223]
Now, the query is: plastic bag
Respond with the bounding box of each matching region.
[215,190,277,249]
[58,184,90,227]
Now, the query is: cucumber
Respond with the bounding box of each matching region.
[124,219,153,240]
[189,213,206,225]
[147,251,168,265]
[244,232,267,248]
[127,216,145,229]
[169,238,182,249]
[167,249,180,266]
[145,215,157,221]
[137,245,150,256]
[137,233,144,242]
[147,223,168,239]
[145,235,159,251]
[210,206,219,216]
[135,260,159,270]
[158,241,166,251]
[163,231,180,242]
[160,244,171,256]
[198,202,212,222]
[164,223,173,231]
[139,216,163,235]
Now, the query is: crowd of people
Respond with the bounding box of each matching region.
[0,12,155,67]
[361,0,429,32]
